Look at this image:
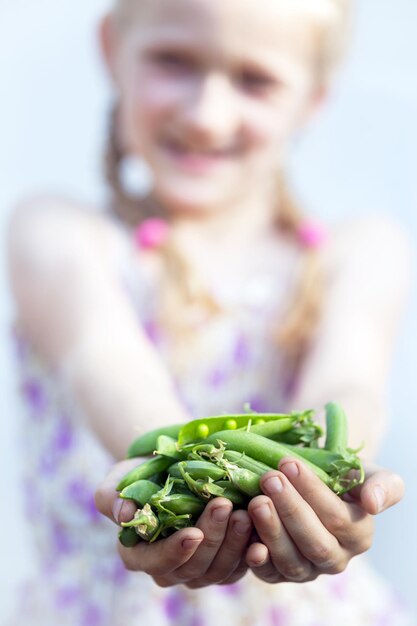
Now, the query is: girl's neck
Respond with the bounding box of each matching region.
[170,192,278,261]
[165,193,295,290]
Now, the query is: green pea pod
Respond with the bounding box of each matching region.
[151,492,205,516]
[177,413,296,446]
[243,417,296,439]
[184,443,227,465]
[154,435,184,460]
[275,423,324,446]
[116,455,172,491]
[121,503,160,541]
[127,424,183,458]
[225,466,261,497]
[155,510,194,541]
[176,466,218,501]
[118,527,140,547]
[223,450,273,475]
[212,481,247,505]
[324,402,348,452]
[283,444,362,475]
[170,478,196,495]
[192,480,225,499]
[168,460,227,481]
[206,430,333,488]
[120,479,162,506]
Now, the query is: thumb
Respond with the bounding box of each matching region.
[95,459,140,524]
[348,463,405,515]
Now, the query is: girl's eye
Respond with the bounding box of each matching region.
[239,72,278,95]
[151,52,193,72]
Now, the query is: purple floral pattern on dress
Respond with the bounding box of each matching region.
[67,478,101,522]
[39,450,59,476]
[163,590,186,621]
[21,378,47,416]
[269,606,290,626]
[207,368,229,388]
[82,603,104,626]
[55,586,84,609]
[246,394,268,413]
[219,583,241,597]
[52,417,74,453]
[111,560,128,586]
[143,319,162,346]
[51,520,75,556]
[233,333,251,368]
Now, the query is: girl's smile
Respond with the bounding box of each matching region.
[158,137,241,175]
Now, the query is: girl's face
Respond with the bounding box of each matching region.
[103,0,325,216]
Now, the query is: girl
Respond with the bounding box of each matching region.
[6,0,413,625]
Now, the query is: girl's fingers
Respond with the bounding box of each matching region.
[217,558,249,586]
[169,498,233,584]
[275,459,374,554]
[185,509,253,588]
[349,464,405,515]
[246,542,284,584]
[247,495,314,581]
[259,473,350,574]
[119,527,204,575]
[95,459,142,524]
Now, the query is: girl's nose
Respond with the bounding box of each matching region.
[180,73,240,148]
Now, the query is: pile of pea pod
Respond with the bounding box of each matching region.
[117,402,365,546]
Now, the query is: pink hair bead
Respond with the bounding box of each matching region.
[297,220,328,249]
[133,218,170,250]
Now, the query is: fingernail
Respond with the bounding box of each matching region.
[263,475,283,495]
[112,498,124,524]
[212,506,231,522]
[233,520,251,535]
[374,486,386,512]
[281,462,299,479]
[252,555,268,567]
[253,504,272,522]
[182,538,202,551]
[250,547,269,567]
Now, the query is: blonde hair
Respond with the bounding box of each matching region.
[104,0,351,387]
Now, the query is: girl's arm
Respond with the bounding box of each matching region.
[291,215,412,460]
[8,197,253,586]
[7,196,190,460]
[244,215,410,584]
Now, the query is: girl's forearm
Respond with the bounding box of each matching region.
[10,206,191,460]
[63,321,190,460]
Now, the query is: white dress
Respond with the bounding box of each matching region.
[5,234,415,626]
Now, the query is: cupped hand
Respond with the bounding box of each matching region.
[246,458,404,584]
[94,459,252,588]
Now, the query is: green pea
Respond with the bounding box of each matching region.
[224,418,238,430]
[196,423,210,438]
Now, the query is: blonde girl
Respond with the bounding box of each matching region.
[7,0,412,625]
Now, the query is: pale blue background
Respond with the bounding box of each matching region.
[0,0,416,621]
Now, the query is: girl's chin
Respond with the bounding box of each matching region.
[153,183,237,217]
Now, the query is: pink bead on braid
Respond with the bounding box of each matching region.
[133,218,170,250]
[297,219,328,249]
